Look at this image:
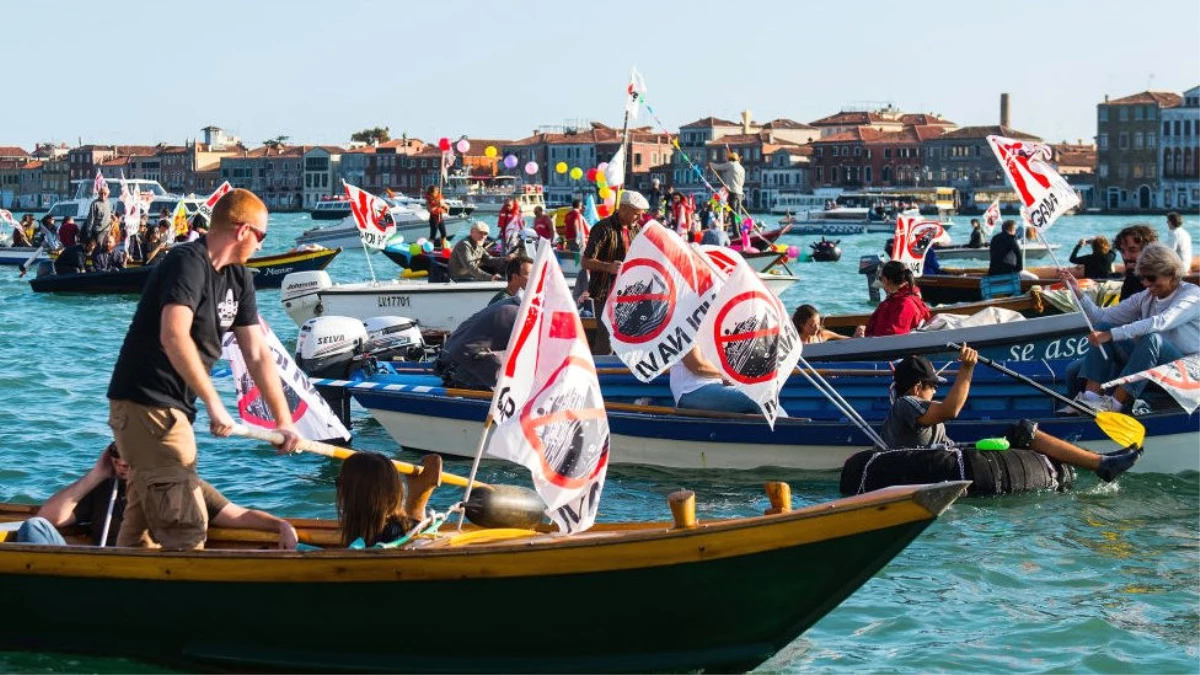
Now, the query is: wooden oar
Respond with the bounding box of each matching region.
[386,363,914,379]
[230,424,480,488]
[947,342,1146,449]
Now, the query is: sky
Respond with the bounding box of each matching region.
[5,0,1198,151]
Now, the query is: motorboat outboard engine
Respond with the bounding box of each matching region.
[859,254,885,304]
[363,316,427,362]
[295,315,369,429]
[281,271,334,325]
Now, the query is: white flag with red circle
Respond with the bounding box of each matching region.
[343,181,394,249]
[695,262,801,429]
[982,198,1001,237]
[986,135,1079,231]
[603,221,719,382]
[700,244,753,277]
[487,241,609,534]
[1104,355,1200,414]
[891,216,949,277]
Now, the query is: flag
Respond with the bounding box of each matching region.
[982,198,1001,237]
[118,176,143,238]
[986,135,1079,231]
[93,169,106,197]
[624,67,647,120]
[603,221,719,382]
[699,244,752,277]
[0,209,16,227]
[604,145,626,189]
[579,193,599,249]
[487,241,609,533]
[220,317,352,442]
[696,262,801,429]
[1104,355,1200,414]
[891,216,948,277]
[440,147,455,185]
[171,199,190,238]
[343,181,394,249]
[199,181,233,218]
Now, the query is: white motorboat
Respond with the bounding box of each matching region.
[933,242,1060,262]
[445,175,545,216]
[294,198,467,250]
[46,179,203,222]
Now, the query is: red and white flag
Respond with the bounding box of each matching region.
[695,262,801,429]
[987,135,1079,231]
[1104,355,1200,414]
[221,318,352,443]
[623,67,647,120]
[0,209,17,227]
[891,216,949,277]
[603,221,719,382]
[343,181,394,249]
[93,169,106,197]
[700,244,752,277]
[118,176,143,238]
[982,199,1001,237]
[199,180,233,218]
[487,241,609,534]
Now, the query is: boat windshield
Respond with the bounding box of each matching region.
[72,179,168,199]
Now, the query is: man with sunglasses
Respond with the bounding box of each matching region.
[106,188,300,550]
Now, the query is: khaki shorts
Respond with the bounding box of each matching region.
[108,400,208,550]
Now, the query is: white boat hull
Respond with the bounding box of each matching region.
[296,217,469,250]
[934,243,1058,261]
[283,279,505,331]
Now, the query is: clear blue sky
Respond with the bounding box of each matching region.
[5,0,1198,150]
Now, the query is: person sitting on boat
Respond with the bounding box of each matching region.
[434,296,520,390]
[449,221,502,282]
[987,219,1022,277]
[856,261,931,338]
[53,215,76,248]
[489,255,532,305]
[91,236,126,272]
[142,225,169,265]
[13,442,299,549]
[564,199,585,253]
[54,238,97,275]
[186,214,209,243]
[1059,243,1199,415]
[792,305,847,344]
[882,346,1141,483]
[967,219,985,248]
[532,206,555,243]
[11,218,32,247]
[125,222,150,264]
[334,451,423,548]
[1113,224,1159,301]
[669,346,759,414]
[700,218,730,247]
[1166,212,1193,273]
[497,198,522,253]
[18,213,37,243]
[1069,235,1118,280]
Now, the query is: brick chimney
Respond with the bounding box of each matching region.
[1000,93,1011,128]
[741,109,753,134]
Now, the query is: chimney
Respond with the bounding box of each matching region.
[1000,93,1011,128]
[741,109,753,134]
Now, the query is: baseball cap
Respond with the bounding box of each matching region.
[471,221,491,235]
[619,190,649,210]
[893,355,947,394]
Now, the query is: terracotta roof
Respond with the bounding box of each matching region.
[680,116,740,128]
[809,111,887,126]
[20,160,43,169]
[931,125,1042,142]
[765,144,812,157]
[708,131,804,147]
[898,113,955,126]
[812,128,882,144]
[1104,91,1183,108]
[911,125,949,142]
[114,146,161,156]
[101,157,130,166]
[0,146,30,157]
[762,118,816,130]
[1052,144,1096,168]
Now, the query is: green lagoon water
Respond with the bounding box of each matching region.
[0,212,1196,673]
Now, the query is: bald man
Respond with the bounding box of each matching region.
[106,188,301,550]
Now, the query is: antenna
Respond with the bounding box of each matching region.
[1147,73,1155,90]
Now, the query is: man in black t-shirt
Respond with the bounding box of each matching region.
[987,219,1023,276]
[106,188,301,550]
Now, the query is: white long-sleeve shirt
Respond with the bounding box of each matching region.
[1080,282,1200,356]
[1169,227,1193,269]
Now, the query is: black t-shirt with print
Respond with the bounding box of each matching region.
[107,238,257,420]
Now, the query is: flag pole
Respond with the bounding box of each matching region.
[456,415,494,531]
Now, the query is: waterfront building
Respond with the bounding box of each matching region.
[673,116,746,192]
[1160,85,1199,210]
[706,130,813,209]
[302,146,345,209]
[157,129,241,196]
[0,160,21,209]
[1096,90,1182,210]
[1051,141,1097,209]
[219,145,305,211]
[810,125,947,192]
[760,146,813,209]
[808,106,956,139]
[16,160,43,209]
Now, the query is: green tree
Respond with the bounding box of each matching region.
[262,135,290,151]
[350,127,391,144]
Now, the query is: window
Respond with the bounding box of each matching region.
[1099,107,1108,122]
[1119,133,1128,149]
[1133,164,1143,178]
[1147,133,1155,149]
[1174,120,1182,136]
[1098,163,1108,178]
[1165,148,1174,175]
[1164,121,1171,137]
[864,166,872,183]
[1119,107,1129,121]
[1099,133,1108,150]
[1146,106,1156,120]
[1117,164,1127,179]
[1134,133,1143,149]
[853,146,861,157]
[1135,106,1144,121]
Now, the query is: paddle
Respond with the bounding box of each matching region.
[946,343,1145,449]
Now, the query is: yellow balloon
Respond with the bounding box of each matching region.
[569,167,583,180]
[555,161,568,174]
[484,146,498,158]
[596,172,607,187]
[598,186,612,199]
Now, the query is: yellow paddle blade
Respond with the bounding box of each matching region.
[1095,411,1146,449]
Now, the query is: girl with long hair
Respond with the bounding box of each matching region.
[858,261,931,337]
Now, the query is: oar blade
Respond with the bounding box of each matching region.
[1095,411,1146,449]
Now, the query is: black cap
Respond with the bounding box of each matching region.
[893,355,946,394]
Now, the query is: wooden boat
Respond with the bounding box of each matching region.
[821,291,1057,333]
[29,247,342,294]
[916,271,1200,306]
[0,482,967,673]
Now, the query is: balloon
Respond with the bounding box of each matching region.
[416,237,427,246]
[503,155,518,169]
[569,167,583,180]
[555,161,568,174]
[585,168,598,182]
[456,139,470,153]
[441,247,452,259]
[409,243,420,255]
[598,187,612,199]
[597,204,611,217]
[422,241,434,253]
[485,146,498,158]
[597,162,608,171]
[595,172,607,187]
[438,137,451,152]
[524,161,539,175]
[786,245,800,260]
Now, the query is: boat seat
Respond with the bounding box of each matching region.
[980,273,1021,300]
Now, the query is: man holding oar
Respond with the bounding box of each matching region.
[106,188,300,550]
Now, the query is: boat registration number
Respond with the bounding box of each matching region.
[1007,336,1090,362]
[377,295,411,308]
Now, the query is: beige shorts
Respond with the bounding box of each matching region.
[108,399,208,550]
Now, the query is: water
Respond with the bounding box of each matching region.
[0,212,1196,674]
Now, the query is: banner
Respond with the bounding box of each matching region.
[603,221,718,382]
[604,144,626,189]
[118,177,143,238]
[93,169,106,197]
[343,181,394,249]
[982,198,1001,237]
[891,216,948,277]
[200,181,233,218]
[696,262,801,429]
[487,241,609,533]
[624,67,647,120]
[1104,355,1200,414]
[220,317,352,442]
[986,135,1079,230]
[699,244,752,277]
[171,199,190,238]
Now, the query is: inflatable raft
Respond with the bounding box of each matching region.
[840,445,1075,497]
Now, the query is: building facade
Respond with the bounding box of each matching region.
[1096,90,1182,210]
[922,125,1042,210]
[1160,85,1199,210]
[302,146,345,209]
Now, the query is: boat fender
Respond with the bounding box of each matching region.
[839,445,1074,498]
[463,485,547,530]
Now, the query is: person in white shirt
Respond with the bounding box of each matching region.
[1060,243,1200,415]
[668,346,759,413]
[1166,212,1193,272]
[708,150,746,219]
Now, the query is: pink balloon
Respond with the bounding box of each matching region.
[524,161,539,175]
[455,139,471,153]
[597,162,608,171]
[787,245,800,259]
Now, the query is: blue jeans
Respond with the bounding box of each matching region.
[677,383,760,414]
[15,517,67,545]
[1079,333,1184,398]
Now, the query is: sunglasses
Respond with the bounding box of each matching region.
[239,222,267,243]
[1141,274,1158,283]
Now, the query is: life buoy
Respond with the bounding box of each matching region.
[839,446,1075,497]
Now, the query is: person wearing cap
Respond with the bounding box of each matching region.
[583,189,648,354]
[646,178,665,215]
[709,149,746,220]
[449,221,502,282]
[882,345,1141,483]
[83,183,112,248]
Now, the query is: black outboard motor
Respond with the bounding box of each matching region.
[295,316,370,429]
[859,254,885,304]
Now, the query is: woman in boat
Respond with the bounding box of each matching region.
[792,305,847,344]
[1060,242,1200,415]
[1069,235,1118,280]
[336,451,417,548]
[10,217,32,247]
[856,261,931,338]
[497,198,521,253]
[967,219,985,248]
[881,346,1140,482]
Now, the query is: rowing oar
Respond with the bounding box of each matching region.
[946,343,1145,449]
[97,478,119,548]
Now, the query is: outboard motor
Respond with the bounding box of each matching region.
[295,315,369,429]
[859,254,885,304]
[281,271,334,326]
[363,316,427,362]
[35,260,56,278]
